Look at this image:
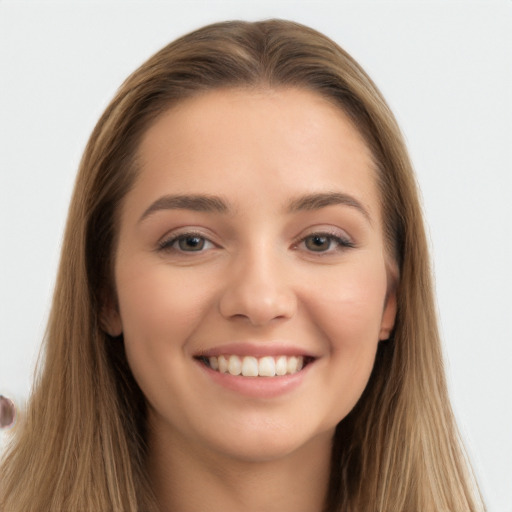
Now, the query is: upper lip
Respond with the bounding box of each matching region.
[193,342,319,359]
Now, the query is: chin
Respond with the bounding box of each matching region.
[202,420,336,464]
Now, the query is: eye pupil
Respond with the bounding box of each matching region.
[178,236,205,251]
[306,235,330,252]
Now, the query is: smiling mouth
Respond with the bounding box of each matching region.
[195,355,314,377]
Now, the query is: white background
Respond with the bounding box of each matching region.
[0,1,511,510]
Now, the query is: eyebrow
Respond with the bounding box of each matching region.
[139,191,371,224]
[139,194,229,222]
[287,192,372,224]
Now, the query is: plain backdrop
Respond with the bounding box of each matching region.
[1,1,511,511]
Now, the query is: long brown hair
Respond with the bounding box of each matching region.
[0,19,484,511]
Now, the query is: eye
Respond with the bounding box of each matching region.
[299,232,355,253]
[159,232,215,253]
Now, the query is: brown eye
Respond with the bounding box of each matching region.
[177,235,206,251]
[158,231,215,254]
[304,234,332,252]
[299,232,355,254]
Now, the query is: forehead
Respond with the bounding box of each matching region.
[129,87,381,224]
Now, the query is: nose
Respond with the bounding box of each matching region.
[218,248,297,326]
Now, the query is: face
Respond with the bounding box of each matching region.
[106,88,396,463]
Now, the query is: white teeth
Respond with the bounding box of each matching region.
[203,355,306,377]
[228,355,242,376]
[287,356,299,374]
[241,356,258,377]
[275,356,287,376]
[218,355,228,374]
[258,356,276,377]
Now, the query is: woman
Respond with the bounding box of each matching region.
[0,19,484,512]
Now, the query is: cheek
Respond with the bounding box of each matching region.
[114,262,219,409]
[305,261,389,347]
[114,261,218,382]
[300,261,388,419]
[116,261,210,337]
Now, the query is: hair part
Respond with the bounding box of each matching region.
[1,19,484,512]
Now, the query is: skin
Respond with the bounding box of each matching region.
[105,87,396,512]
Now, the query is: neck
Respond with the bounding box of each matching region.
[148,422,332,512]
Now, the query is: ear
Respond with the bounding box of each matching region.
[101,301,123,337]
[379,288,397,341]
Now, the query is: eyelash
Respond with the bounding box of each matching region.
[294,231,356,254]
[158,231,215,253]
[158,230,355,255]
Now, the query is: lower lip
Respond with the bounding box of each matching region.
[195,359,313,398]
